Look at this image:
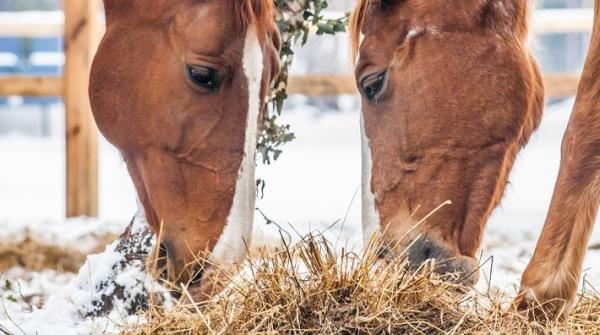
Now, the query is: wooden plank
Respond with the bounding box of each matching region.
[531,9,593,35]
[544,73,580,98]
[0,11,64,37]
[287,74,357,96]
[63,0,99,217]
[0,11,105,37]
[0,75,62,96]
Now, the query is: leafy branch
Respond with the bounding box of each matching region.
[258,0,348,165]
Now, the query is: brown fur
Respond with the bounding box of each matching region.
[351,0,543,287]
[90,0,280,301]
[350,0,531,62]
[516,0,600,319]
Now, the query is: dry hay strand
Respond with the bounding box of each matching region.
[122,235,600,335]
[0,233,117,273]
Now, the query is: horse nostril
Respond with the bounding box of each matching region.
[408,238,442,264]
[422,246,433,259]
[408,239,452,267]
[406,154,419,164]
[402,154,421,173]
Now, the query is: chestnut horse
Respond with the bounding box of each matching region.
[89,0,280,301]
[350,0,545,307]
[352,0,600,318]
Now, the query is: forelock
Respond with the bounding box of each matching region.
[349,0,371,62]
[234,0,276,36]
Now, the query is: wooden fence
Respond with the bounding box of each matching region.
[0,1,101,217]
[0,7,592,217]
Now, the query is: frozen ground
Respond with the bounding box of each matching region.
[1,99,600,334]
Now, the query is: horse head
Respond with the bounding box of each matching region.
[89,0,280,300]
[351,0,544,285]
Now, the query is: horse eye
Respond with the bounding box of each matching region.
[361,71,388,101]
[187,65,220,90]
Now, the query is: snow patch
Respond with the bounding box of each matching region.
[1,214,170,335]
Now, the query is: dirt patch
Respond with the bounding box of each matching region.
[0,234,117,273]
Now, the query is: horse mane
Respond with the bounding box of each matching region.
[349,0,533,62]
[349,0,370,62]
[234,0,276,36]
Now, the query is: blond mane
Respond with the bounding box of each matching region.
[234,0,276,36]
[349,0,371,62]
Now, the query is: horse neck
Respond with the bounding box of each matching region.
[577,0,600,97]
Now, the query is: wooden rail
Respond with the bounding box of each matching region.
[0,75,62,96]
[0,2,100,218]
[543,74,581,99]
[531,8,594,34]
[0,11,65,37]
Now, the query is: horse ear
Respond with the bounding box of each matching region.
[480,0,529,40]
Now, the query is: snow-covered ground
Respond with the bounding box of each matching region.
[1,99,600,334]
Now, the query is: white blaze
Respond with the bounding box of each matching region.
[361,113,381,247]
[211,25,263,264]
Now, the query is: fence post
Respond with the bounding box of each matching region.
[63,0,99,217]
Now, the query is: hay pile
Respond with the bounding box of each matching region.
[122,236,600,335]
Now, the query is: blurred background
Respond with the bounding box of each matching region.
[0,0,599,287]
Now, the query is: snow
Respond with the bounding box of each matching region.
[0,53,18,67]
[1,99,600,333]
[1,214,167,335]
[1,263,134,335]
[9,245,124,333]
[0,132,136,222]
